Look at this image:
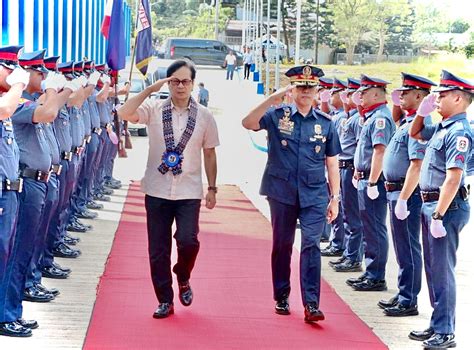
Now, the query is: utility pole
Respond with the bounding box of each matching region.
[275,0,282,89]
[265,0,271,95]
[214,0,220,40]
[294,0,301,66]
[314,0,320,64]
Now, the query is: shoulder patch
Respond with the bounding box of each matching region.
[456,136,469,152]
[375,118,386,130]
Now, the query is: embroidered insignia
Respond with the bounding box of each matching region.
[456,136,469,152]
[278,114,294,135]
[315,145,321,153]
[281,139,288,146]
[375,118,386,130]
[303,65,312,78]
[455,154,465,163]
[314,124,322,134]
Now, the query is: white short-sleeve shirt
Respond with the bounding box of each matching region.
[135,97,220,200]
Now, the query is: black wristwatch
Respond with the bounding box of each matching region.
[208,186,218,193]
[431,211,444,220]
[368,182,377,187]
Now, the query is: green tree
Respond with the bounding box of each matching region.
[333,0,374,64]
[450,19,470,34]
[384,5,415,55]
[413,1,449,56]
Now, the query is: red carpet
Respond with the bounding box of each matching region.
[84,183,387,349]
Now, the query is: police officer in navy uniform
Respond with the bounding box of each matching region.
[329,78,365,272]
[321,78,350,257]
[408,71,473,349]
[242,65,341,322]
[0,45,35,338]
[4,49,65,335]
[379,73,435,317]
[349,75,396,291]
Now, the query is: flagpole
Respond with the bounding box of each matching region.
[122,0,141,150]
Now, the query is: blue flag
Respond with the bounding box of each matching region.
[105,0,126,71]
[135,0,152,76]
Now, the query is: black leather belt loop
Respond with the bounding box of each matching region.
[2,178,23,192]
[50,164,62,176]
[338,159,354,169]
[21,168,51,183]
[62,151,73,161]
[384,181,404,192]
[93,127,102,135]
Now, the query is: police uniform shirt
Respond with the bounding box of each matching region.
[466,118,474,176]
[258,104,341,208]
[53,107,73,153]
[339,109,363,161]
[68,106,85,148]
[97,99,110,126]
[382,115,432,181]
[43,122,61,165]
[419,112,473,191]
[332,108,347,133]
[0,117,20,181]
[87,92,101,129]
[354,104,395,172]
[11,92,52,172]
[80,103,92,136]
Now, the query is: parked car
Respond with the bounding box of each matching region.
[119,78,149,137]
[157,38,243,67]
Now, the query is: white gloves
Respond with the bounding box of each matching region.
[340,90,349,104]
[88,71,101,86]
[6,67,30,88]
[391,90,401,107]
[55,73,67,91]
[394,199,410,220]
[101,74,111,85]
[41,72,63,92]
[416,94,437,117]
[352,91,362,106]
[64,78,81,92]
[367,184,379,200]
[319,89,331,103]
[430,218,447,238]
[78,75,89,87]
[352,177,358,189]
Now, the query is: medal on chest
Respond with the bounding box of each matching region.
[278,108,294,135]
[310,124,326,142]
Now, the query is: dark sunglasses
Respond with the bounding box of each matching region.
[169,78,193,87]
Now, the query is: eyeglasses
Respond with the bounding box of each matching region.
[169,78,193,87]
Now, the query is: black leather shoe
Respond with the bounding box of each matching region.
[328,256,346,267]
[101,188,114,195]
[76,209,98,219]
[422,333,456,349]
[105,181,121,189]
[23,286,55,303]
[35,283,60,297]
[409,328,435,341]
[378,295,398,309]
[41,265,70,279]
[17,318,39,329]
[94,193,111,202]
[153,303,174,319]
[384,304,418,317]
[304,303,325,323]
[52,261,71,273]
[64,234,80,246]
[321,246,344,257]
[178,281,193,306]
[320,236,330,243]
[73,218,92,230]
[87,201,103,210]
[0,321,32,337]
[275,297,290,315]
[53,243,81,259]
[346,275,367,287]
[352,279,387,291]
[67,221,88,233]
[332,259,363,272]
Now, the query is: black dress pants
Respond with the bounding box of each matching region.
[145,195,201,303]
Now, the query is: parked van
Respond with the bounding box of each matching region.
[158,38,243,67]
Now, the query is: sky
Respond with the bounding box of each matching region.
[413,0,474,23]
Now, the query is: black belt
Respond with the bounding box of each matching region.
[21,167,51,183]
[50,164,62,175]
[384,181,404,192]
[62,151,73,161]
[339,159,354,169]
[421,187,469,203]
[72,146,84,155]
[93,127,102,135]
[1,178,23,192]
[356,171,369,179]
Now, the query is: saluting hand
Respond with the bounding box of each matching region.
[205,191,216,210]
[340,90,349,105]
[148,77,173,94]
[352,91,362,106]
[269,85,294,105]
[417,93,437,117]
[319,89,331,103]
[391,90,402,107]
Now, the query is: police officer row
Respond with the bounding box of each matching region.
[244,65,473,349]
[0,45,123,337]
